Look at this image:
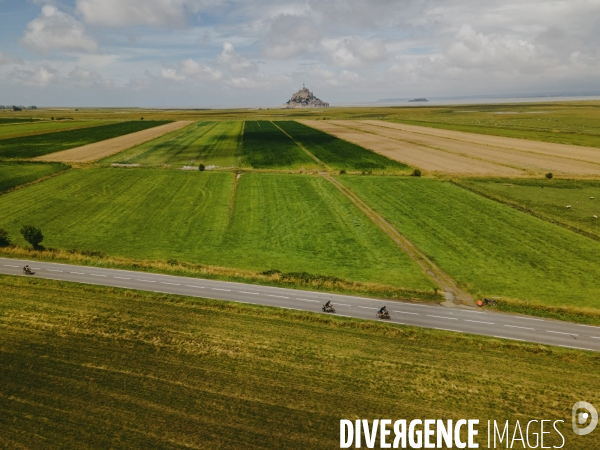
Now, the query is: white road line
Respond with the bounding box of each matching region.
[297,298,319,303]
[493,336,526,342]
[334,303,351,307]
[359,306,378,310]
[590,336,600,340]
[427,315,457,320]
[432,327,463,333]
[393,311,420,315]
[514,316,544,322]
[212,288,231,292]
[239,291,259,295]
[90,274,107,277]
[267,295,289,299]
[70,272,85,275]
[114,277,130,280]
[547,330,578,336]
[137,279,156,283]
[4,264,19,267]
[461,310,487,314]
[47,269,63,272]
[504,325,535,330]
[464,319,495,325]
[577,324,600,329]
[560,345,594,351]
[161,282,180,286]
[186,285,205,289]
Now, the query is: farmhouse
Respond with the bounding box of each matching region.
[283,84,329,108]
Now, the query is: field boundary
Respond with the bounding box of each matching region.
[271,121,332,171]
[0,163,72,196]
[451,180,600,243]
[322,174,475,306]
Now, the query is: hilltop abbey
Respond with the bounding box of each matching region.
[282,84,329,108]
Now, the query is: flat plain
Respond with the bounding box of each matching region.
[1,276,597,449]
[0,161,69,193]
[340,175,600,308]
[0,120,169,159]
[0,120,113,140]
[103,121,242,168]
[0,169,433,289]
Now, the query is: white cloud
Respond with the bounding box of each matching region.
[160,58,223,83]
[0,51,22,65]
[8,65,59,87]
[20,5,98,54]
[326,36,388,68]
[218,42,258,75]
[261,14,322,59]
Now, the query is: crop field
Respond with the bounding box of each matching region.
[276,121,410,172]
[0,118,39,124]
[0,120,169,159]
[340,176,600,308]
[459,178,600,238]
[0,169,432,289]
[103,121,242,168]
[0,120,115,140]
[241,121,319,169]
[0,162,69,193]
[1,276,597,449]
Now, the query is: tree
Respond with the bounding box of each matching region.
[412,169,422,177]
[0,228,10,247]
[199,164,205,171]
[546,172,553,179]
[20,225,44,249]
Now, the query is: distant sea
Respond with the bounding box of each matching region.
[371,94,600,107]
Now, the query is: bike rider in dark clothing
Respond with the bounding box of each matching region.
[378,306,387,315]
[324,300,332,310]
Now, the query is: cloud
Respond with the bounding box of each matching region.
[217,42,257,75]
[261,14,322,59]
[160,58,223,83]
[326,36,388,68]
[75,0,215,27]
[8,65,59,87]
[20,5,98,54]
[0,51,22,65]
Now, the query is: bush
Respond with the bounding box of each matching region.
[20,225,44,249]
[199,164,206,171]
[167,259,179,265]
[262,269,281,276]
[339,169,346,175]
[0,228,11,247]
[545,172,553,179]
[412,169,422,177]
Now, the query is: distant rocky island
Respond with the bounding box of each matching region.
[283,85,329,108]
[408,98,428,102]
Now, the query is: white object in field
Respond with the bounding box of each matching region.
[594,215,598,219]
[566,205,571,208]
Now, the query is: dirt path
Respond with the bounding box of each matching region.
[271,121,332,171]
[35,121,194,163]
[322,173,475,306]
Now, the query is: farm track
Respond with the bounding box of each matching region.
[35,121,194,163]
[321,173,475,306]
[271,121,332,170]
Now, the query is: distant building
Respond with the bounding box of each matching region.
[0,105,5,110]
[283,84,329,108]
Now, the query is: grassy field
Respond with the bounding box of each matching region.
[0,276,597,449]
[340,176,600,308]
[0,169,433,290]
[277,120,410,172]
[0,118,39,124]
[0,120,114,140]
[0,161,69,193]
[0,120,169,159]
[458,178,600,239]
[241,121,319,169]
[103,121,242,168]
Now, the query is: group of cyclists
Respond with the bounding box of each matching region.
[322,300,390,320]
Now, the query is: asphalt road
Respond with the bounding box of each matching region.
[2,257,600,352]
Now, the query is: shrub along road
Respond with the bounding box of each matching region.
[1,257,599,352]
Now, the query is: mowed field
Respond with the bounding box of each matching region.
[276,121,409,172]
[103,121,242,168]
[459,178,600,238]
[241,121,319,170]
[0,169,433,289]
[0,161,69,193]
[1,277,597,449]
[0,120,169,159]
[340,176,600,308]
[0,120,113,140]
[303,119,600,176]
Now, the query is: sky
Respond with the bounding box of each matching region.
[0,0,599,107]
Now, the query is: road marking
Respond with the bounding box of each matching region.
[186,285,205,289]
[547,330,578,336]
[514,316,544,322]
[212,288,231,292]
[137,279,156,283]
[464,319,495,325]
[359,306,378,310]
[504,325,535,330]
[427,315,457,320]
[47,269,63,272]
[70,272,85,275]
[493,336,526,342]
[590,336,600,340]
[4,264,19,267]
[267,295,289,299]
[334,303,351,307]
[432,327,463,333]
[239,291,259,295]
[393,311,420,315]
[560,345,594,351]
[297,298,319,303]
[90,274,107,277]
[461,310,487,314]
[161,282,180,286]
[114,277,130,280]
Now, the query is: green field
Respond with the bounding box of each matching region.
[459,178,600,239]
[241,121,319,169]
[0,276,596,449]
[0,169,432,289]
[0,120,169,159]
[0,120,113,140]
[277,121,410,172]
[0,161,69,193]
[103,121,242,168]
[340,176,600,308]
[0,118,39,124]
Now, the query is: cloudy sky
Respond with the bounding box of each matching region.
[0,0,599,107]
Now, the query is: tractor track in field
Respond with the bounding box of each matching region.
[271,121,333,171]
[321,173,476,307]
